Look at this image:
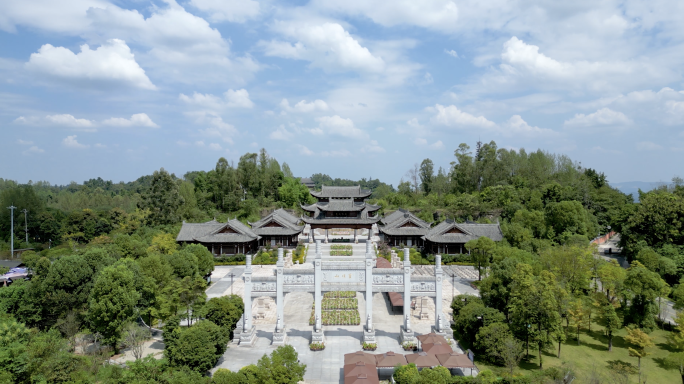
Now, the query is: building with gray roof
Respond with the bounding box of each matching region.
[422,219,503,254]
[378,209,432,247]
[176,209,304,255]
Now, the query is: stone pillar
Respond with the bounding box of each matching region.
[401,248,415,343]
[240,254,257,346]
[432,254,448,338]
[310,228,315,244]
[368,226,372,240]
[273,248,287,345]
[364,241,375,343]
[312,245,325,343]
[354,228,358,244]
[325,228,329,243]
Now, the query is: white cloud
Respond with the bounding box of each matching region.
[311,0,459,33]
[294,99,329,113]
[197,115,237,144]
[298,144,314,156]
[269,125,293,141]
[320,149,351,157]
[424,72,434,84]
[444,49,458,58]
[489,37,669,93]
[180,89,254,110]
[261,22,385,74]
[636,141,662,151]
[430,104,496,128]
[415,138,427,145]
[62,135,89,149]
[22,146,45,155]
[188,0,259,23]
[430,140,445,150]
[17,139,33,145]
[316,115,368,139]
[102,113,159,128]
[0,0,109,34]
[46,114,96,129]
[564,108,631,127]
[26,39,155,90]
[361,140,385,154]
[208,143,223,151]
[407,118,422,129]
[504,115,558,138]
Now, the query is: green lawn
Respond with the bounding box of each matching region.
[474,321,681,383]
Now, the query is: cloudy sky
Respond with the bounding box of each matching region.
[1,0,683,186]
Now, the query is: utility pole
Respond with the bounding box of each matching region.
[229,273,236,295]
[7,206,16,258]
[22,209,28,244]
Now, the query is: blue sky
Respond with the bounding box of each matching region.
[1,0,684,186]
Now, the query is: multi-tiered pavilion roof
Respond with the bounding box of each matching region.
[300,186,380,229]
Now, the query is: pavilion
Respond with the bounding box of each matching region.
[300,186,381,242]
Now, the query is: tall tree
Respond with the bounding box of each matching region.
[419,159,434,195]
[139,168,183,225]
[88,261,141,350]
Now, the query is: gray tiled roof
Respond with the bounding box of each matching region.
[250,209,304,236]
[310,185,372,198]
[299,199,381,225]
[379,209,431,236]
[176,218,259,243]
[422,220,503,244]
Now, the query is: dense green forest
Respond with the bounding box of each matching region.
[1,141,684,383]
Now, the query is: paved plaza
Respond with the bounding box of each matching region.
[210,240,479,383]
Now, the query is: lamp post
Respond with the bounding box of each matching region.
[229,273,236,295]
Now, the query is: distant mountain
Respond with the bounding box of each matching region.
[609,181,668,200]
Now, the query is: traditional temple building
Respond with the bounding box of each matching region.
[249,209,304,247]
[422,219,504,254]
[300,186,381,242]
[176,218,259,255]
[176,209,304,255]
[378,209,432,247]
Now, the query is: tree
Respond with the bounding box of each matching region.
[625,326,654,381]
[123,322,151,360]
[669,311,684,351]
[204,295,244,336]
[148,233,179,255]
[598,259,626,302]
[414,366,450,384]
[167,320,229,374]
[601,302,621,351]
[475,322,514,365]
[278,177,314,207]
[539,244,594,295]
[88,261,141,350]
[41,254,94,327]
[255,345,306,383]
[567,298,589,345]
[465,236,495,281]
[185,243,215,277]
[139,168,184,225]
[419,159,434,195]
[664,352,684,384]
[623,261,666,330]
[393,363,419,384]
[500,338,524,376]
[281,163,294,178]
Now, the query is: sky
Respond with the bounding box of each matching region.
[1,0,683,187]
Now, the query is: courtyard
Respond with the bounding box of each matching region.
[208,240,479,383]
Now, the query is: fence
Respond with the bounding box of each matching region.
[591,231,616,245]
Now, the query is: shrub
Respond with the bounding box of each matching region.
[166,320,230,374]
[309,342,325,351]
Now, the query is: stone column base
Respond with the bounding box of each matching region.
[431,326,451,340]
[400,326,415,343]
[312,329,325,343]
[239,326,257,347]
[272,329,287,345]
[363,328,376,343]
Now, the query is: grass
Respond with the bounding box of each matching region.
[474,320,681,383]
